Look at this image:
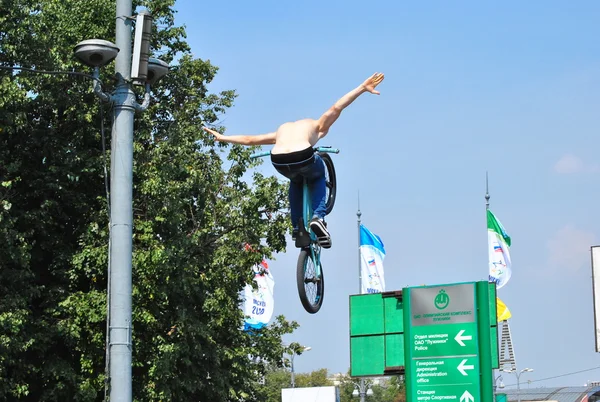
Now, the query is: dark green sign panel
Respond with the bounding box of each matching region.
[349,292,405,377]
[404,281,495,402]
[413,356,480,402]
[412,322,478,358]
[348,280,498,402]
[488,282,499,369]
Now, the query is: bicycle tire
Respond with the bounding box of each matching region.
[296,248,325,314]
[318,152,337,215]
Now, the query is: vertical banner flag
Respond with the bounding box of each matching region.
[496,297,512,322]
[359,224,386,294]
[243,246,275,331]
[487,209,512,289]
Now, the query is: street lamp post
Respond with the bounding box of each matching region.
[289,346,311,388]
[73,1,168,401]
[509,368,533,402]
[494,375,505,394]
[352,380,373,401]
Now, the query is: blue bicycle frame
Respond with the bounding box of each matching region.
[250,146,339,273]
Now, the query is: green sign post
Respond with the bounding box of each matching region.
[348,281,497,402]
[404,281,494,402]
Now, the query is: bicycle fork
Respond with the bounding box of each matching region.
[301,179,322,278]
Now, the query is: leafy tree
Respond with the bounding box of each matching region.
[293,368,331,388]
[0,0,295,400]
[260,365,332,402]
[261,368,291,402]
[259,362,406,402]
[337,373,406,402]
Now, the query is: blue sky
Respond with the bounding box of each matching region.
[174,0,600,388]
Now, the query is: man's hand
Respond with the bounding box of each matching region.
[361,72,385,95]
[202,126,224,141]
[317,72,385,135]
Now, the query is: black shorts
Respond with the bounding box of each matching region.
[271,147,320,183]
[270,146,314,167]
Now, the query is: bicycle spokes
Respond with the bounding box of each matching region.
[296,248,325,314]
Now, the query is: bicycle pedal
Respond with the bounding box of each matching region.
[295,231,311,248]
[317,236,332,249]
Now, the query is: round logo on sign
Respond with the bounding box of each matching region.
[434,289,449,310]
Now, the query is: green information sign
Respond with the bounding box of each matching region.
[404,282,494,402]
[411,323,478,358]
[413,357,479,402]
[347,280,497,402]
[410,283,476,327]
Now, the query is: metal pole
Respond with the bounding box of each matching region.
[486,172,494,402]
[357,194,365,401]
[476,282,494,402]
[291,354,295,388]
[485,171,490,210]
[357,192,362,293]
[493,375,501,396]
[517,373,521,402]
[109,0,136,400]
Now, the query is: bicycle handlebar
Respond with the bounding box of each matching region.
[250,146,340,160]
[250,151,272,159]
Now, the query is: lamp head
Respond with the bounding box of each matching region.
[74,39,119,68]
[146,58,169,85]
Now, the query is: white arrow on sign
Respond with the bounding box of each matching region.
[457,359,475,376]
[460,390,474,402]
[455,329,473,346]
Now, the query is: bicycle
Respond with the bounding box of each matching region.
[250,146,339,314]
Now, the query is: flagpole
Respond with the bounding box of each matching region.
[485,171,491,280]
[485,171,490,210]
[357,191,362,294]
[357,191,367,402]
[486,172,501,396]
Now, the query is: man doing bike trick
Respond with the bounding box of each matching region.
[203,72,385,249]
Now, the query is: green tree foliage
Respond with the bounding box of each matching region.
[0,0,295,400]
[261,368,292,402]
[337,373,406,402]
[260,364,406,402]
[260,366,332,402]
[293,368,331,388]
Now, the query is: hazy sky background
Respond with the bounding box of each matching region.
[173,0,600,388]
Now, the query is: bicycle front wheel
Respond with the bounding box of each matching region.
[296,248,325,314]
[319,152,337,215]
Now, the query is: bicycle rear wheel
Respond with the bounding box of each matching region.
[319,152,337,215]
[296,248,325,314]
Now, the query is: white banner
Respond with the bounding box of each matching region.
[243,260,275,330]
[359,224,386,294]
[487,209,512,289]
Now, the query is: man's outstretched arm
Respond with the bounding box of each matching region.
[316,72,385,137]
[203,127,276,145]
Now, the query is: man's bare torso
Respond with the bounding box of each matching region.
[271,119,320,155]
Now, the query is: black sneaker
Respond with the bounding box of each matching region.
[309,217,332,249]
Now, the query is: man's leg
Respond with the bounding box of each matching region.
[305,155,331,248]
[288,179,303,238]
[274,165,303,239]
[310,170,327,219]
